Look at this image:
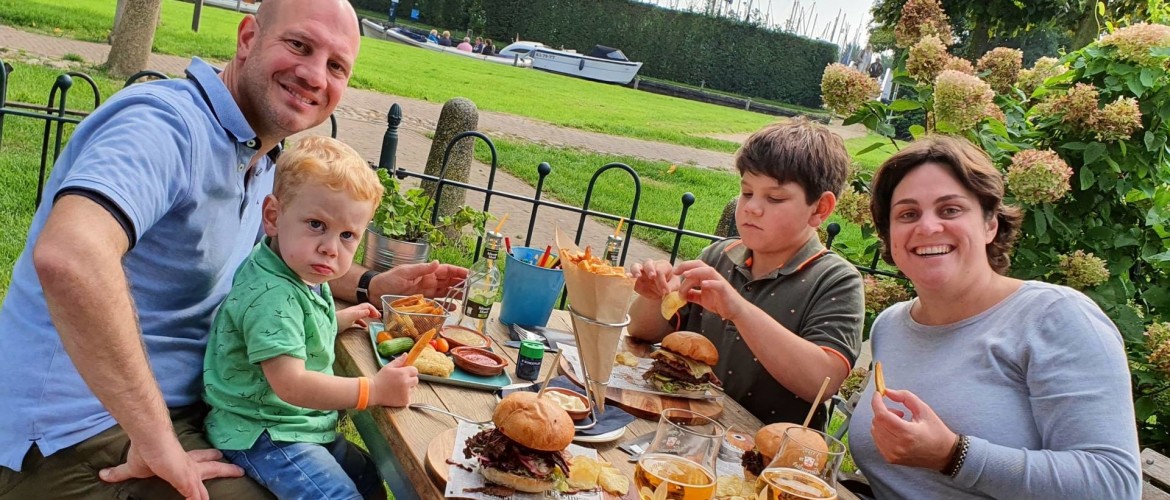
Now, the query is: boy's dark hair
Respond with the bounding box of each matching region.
[734,117,851,204]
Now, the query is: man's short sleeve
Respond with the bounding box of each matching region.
[56,94,193,245]
[238,284,309,364]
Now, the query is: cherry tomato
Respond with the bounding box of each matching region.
[430,338,450,353]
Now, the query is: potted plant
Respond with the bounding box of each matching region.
[364,169,491,271]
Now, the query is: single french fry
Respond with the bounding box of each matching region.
[395,302,434,313]
[403,328,438,366]
[874,361,887,396]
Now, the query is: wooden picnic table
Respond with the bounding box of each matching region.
[333,305,859,500]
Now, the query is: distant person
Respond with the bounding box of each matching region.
[473,36,484,53]
[457,37,473,52]
[868,59,885,79]
[439,30,453,47]
[482,38,495,56]
[427,29,439,44]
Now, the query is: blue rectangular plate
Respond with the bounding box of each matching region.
[368,322,513,391]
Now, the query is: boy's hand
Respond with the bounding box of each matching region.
[337,303,380,331]
[371,355,419,407]
[628,259,676,299]
[674,260,750,322]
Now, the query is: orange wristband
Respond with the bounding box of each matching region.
[356,377,370,410]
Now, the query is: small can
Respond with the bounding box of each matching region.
[515,340,545,381]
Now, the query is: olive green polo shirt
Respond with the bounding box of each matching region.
[675,236,864,430]
[203,237,339,450]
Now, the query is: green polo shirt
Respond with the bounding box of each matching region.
[676,236,863,430]
[203,237,339,450]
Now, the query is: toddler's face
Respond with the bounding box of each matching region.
[264,184,372,286]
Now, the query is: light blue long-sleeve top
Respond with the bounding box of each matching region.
[848,281,1141,499]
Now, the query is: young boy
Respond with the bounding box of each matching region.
[628,118,864,430]
[203,136,418,499]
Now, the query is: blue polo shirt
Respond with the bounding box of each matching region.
[0,58,276,471]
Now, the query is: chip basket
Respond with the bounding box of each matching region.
[380,294,455,340]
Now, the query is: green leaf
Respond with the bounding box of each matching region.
[1126,75,1145,97]
[889,99,922,111]
[1145,131,1166,153]
[1135,396,1155,420]
[1080,167,1097,190]
[1061,142,1089,151]
[1084,142,1107,166]
[1141,68,1156,87]
[909,125,926,139]
[855,141,888,156]
[1033,209,1047,237]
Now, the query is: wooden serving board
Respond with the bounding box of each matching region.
[557,338,723,424]
[424,427,633,500]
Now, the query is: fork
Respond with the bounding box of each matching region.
[409,403,493,425]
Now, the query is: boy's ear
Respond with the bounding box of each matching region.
[809,191,837,227]
[261,195,281,237]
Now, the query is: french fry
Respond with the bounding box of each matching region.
[390,294,424,308]
[395,302,434,313]
[403,328,437,366]
[874,361,887,396]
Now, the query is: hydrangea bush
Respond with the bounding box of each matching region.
[825,0,1170,452]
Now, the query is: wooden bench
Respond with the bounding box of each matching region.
[1145,448,1170,500]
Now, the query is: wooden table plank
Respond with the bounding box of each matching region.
[335,305,858,500]
[1144,448,1170,490]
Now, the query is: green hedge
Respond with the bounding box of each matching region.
[350,0,836,108]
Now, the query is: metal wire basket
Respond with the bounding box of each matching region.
[380,294,455,339]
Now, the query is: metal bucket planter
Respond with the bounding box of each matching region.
[363,225,431,271]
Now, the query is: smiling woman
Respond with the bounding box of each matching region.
[847,136,1142,500]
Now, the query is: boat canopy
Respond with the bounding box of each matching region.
[587,45,631,62]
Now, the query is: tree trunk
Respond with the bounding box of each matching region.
[106,0,162,78]
[968,25,990,60]
[110,0,127,43]
[1070,3,1100,51]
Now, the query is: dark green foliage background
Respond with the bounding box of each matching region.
[349,0,837,108]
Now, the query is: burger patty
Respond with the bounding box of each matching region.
[643,353,722,387]
[741,449,767,477]
[464,428,570,480]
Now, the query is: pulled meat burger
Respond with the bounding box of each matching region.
[642,331,722,397]
[741,423,829,480]
[464,392,575,493]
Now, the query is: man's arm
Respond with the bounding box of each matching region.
[33,196,231,496]
[333,261,468,304]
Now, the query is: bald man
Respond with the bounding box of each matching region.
[0,0,463,497]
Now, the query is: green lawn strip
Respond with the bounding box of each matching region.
[472,137,873,261]
[0,0,774,152]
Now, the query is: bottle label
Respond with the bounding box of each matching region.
[483,247,499,260]
[605,249,619,265]
[464,297,493,319]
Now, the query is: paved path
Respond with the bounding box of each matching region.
[0,25,697,263]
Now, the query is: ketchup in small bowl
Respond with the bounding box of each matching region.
[450,347,507,377]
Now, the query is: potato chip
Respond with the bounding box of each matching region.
[598,464,629,495]
[567,455,602,490]
[874,360,887,396]
[615,351,639,367]
[660,291,687,320]
[715,474,756,499]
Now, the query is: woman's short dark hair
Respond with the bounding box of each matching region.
[869,135,1022,275]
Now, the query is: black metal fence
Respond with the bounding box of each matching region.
[0,60,903,280]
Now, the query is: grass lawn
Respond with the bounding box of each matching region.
[0,0,784,153]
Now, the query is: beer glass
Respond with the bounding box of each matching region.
[634,409,725,500]
[757,426,845,500]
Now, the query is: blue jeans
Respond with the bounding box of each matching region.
[223,432,381,500]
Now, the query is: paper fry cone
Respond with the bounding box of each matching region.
[556,227,636,412]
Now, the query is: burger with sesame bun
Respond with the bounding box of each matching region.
[463,391,575,493]
[642,331,723,397]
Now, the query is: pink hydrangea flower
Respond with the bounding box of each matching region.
[821,63,880,116]
[933,70,995,131]
[894,0,953,49]
[907,35,950,83]
[1093,97,1142,142]
[1006,149,1073,204]
[1099,23,1170,67]
[976,47,1023,94]
[1016,57,1067,97]
[1058,250,1109,289]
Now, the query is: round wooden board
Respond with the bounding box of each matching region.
[425,427,458,487]
[558,338,723,424]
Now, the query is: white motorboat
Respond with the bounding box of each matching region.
[360,19,532,68]
[197,0,259,13]
[503,42,642,85]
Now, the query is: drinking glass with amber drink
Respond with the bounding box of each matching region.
[634,408,725,500]
[756,426,845,500]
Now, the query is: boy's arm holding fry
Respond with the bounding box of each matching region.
[262,354,418,410]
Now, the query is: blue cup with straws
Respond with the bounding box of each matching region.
[499,247,565,327]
